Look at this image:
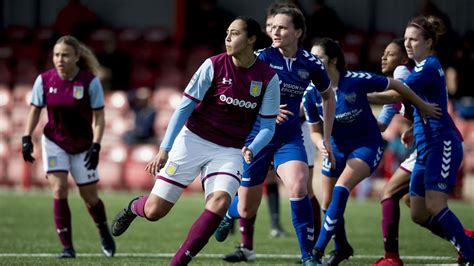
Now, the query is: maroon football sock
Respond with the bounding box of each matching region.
[87,199,108,233]
[381,198,400,255]
[240,215,256,250]
[53,198,73,249]
[170,209,222,265]
[131,195,149,218]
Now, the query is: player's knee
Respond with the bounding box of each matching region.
[82,197,99,208]
[238,203,258,218]
[144,208,163,221]
[51,184,68,199]
[287,182,307,198]
[425,201,445,217]
[144,202,168,221]
[410,210,426,225]
[205,192,231,216]
[402,194,411,208]
[381,188,395,200]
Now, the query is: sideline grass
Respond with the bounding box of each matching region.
[0,189,472,265]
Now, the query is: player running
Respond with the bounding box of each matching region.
[110,17,280,265]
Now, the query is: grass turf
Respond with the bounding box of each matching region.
[0,189,472,265]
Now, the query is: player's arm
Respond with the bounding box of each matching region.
[24,75,45,137]
[146,59,213,175]
[367,90,402,105]
[377,104,398,132]
[22,75,45,163]
[308,122,326,155]
[319,86,336,168]
[91,109,105,143]
[367,66,410,105]
[311,60,336,168]
[244,74,280,163]
[88,77,106,144]
[303,87,332,164]
[387,79,441,120]
[83,77,106,170]
[24,107,42,137]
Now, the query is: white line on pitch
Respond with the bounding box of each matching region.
[0,253,455,260]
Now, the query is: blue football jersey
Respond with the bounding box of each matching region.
[252,47,330,140]
[403,55,460,146]
[304,70,389,148]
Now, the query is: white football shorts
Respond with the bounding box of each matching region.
[41,135,99,185]
[399,150,417,173]
[151,126,242,203]
[302,121,316,167]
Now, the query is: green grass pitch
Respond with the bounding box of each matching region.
[0,189,472,265]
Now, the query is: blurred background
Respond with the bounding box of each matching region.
[0,0,472,201]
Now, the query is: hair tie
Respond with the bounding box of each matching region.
[410,22,433,39]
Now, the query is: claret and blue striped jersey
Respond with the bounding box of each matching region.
[184,53,280,149]
[30,69,104,154]
[304,70,389,147]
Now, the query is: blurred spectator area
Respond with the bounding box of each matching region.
[0,15,472,198]
[0,83,208,192]
[0,25,215,90]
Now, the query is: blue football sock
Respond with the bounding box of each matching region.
[226,195,240,219]
[421,215,446,239]
[315,185,350,253]
[333,215,350,251]
[432,207,474,261]
[290,195,315,261]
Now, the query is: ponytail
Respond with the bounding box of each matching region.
[408,16,446,49]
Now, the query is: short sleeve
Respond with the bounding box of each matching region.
[403,65,434,94]
[88,77,105,109]
[393,65,411,81]
[346,71,389,94]
[309,55,331,93]
[259,74,280,118]
[377,104,399,126]
[30,75,44,107]
[303,85,322,124]
[183,58,214,102]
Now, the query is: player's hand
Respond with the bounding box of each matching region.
[22,136,35,163]
[84,143,101,170]
[401,128,414,148]
[145,148,168,176]
[241,146,253,164]
[276,104,294,125]
[319,139,336,170]
[420,102,441,123]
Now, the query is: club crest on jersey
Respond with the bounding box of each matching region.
[48,156,57,168]
[73,86,84,99]
[249,81,262,97]
[344,92,357,104]
[165,161,178,176]
[298,69,310,79]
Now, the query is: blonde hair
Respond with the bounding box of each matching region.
[56,35,101,75]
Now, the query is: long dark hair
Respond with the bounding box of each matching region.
[391,38,414,67]
[312,37,346,73]
[235,16,271,50]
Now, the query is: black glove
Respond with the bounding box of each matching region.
[22,136,35,163]
[84,143,101,170]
